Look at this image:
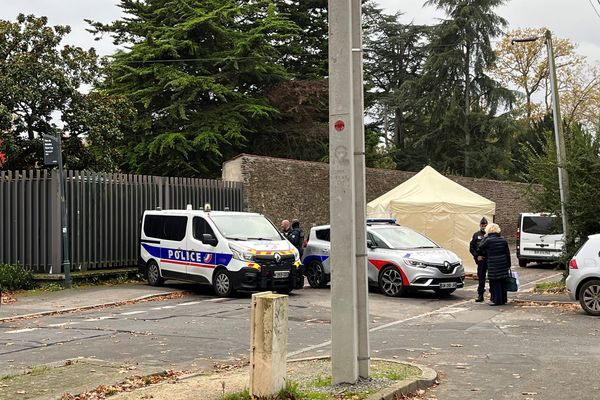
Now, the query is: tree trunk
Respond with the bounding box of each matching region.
[464,45,470,176]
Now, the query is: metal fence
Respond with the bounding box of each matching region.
[0,170,244,273]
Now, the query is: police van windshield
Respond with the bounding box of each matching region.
[374,226,438,250]
[210,215,283,241]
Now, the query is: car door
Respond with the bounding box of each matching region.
[187,216,218,284]
[159,215,189,279]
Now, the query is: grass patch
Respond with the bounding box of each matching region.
[30,365,52,376]
[311,376,332,387]
[220,362,422,400]
[0,364,52,381]
[534,280,566,293]
[371,362,421,381]
[0,373,19,382]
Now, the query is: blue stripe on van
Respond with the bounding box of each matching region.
[141,243,233,267]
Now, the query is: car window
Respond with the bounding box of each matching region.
[373,226,438,250]
[210,214,283,240]
[368,232,389,249]
[193,217,215,240]
[144,215,187,241]
[522,216,562,235]
[316,229,330,242]
[163,216,188,241]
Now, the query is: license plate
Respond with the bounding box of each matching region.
[533,250,551,255]
[274,271,289,279]
[439,282,457,289]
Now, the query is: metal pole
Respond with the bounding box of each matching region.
[57,134,72,288]
[545,30,569,238]
[329,0,359,384]
[351,0,370,379]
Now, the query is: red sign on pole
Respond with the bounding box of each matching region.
[334,120,345,132]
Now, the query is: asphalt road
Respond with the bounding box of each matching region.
[2,264,596,399]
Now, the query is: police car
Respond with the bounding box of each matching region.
[139,206,302,297]
[302,219,465,296]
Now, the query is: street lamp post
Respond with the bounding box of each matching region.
[512,30,570,238]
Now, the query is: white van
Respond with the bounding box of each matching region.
[139,206,302,297]
[516,212,564,267]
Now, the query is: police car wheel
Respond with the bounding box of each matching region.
[306,261,327,288]
[213,269,235,297]
[147,261,164,287]
[378,265,405,297]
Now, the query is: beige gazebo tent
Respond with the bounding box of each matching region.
[367,166,495,273]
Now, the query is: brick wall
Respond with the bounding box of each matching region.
[223,154,533,243]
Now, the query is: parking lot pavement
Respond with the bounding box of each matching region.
[0,264,574,399]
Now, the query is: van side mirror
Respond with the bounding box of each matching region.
[202,233,218,246]
[367,239,374,249]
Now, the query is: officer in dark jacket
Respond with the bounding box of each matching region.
[469,217,488,302]
[287,219,304,256]
[288,219,305,289]
[477,223,511,306]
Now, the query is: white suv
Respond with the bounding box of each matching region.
[516,213,564,267]
[566,234,600,316]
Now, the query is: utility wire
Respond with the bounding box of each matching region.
[589,0,600,19]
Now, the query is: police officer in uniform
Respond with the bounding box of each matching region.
[287,219,305,289]
[470,217,488,302]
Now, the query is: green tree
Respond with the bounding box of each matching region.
[363,5,431,171]
[90,0,299,177]
[524,121,600,259]
[279,0,328,79]
[0,14,130,171]
[415,0,515,177]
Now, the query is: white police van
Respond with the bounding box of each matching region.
[139,205,302,297]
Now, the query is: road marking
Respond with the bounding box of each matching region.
[203,298,226,302]
[6,328,39,334]
[120,311,147,316]
[179,301,203,306]
[436,307,469,314]
[83,316,117,321]
[47,322,80,327]
[289,272,562,358]
[519,272,563,291]
[288,299,472,358]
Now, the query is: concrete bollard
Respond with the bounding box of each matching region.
[249,291,289,397]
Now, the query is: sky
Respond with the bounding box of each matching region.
[1,0,600,63]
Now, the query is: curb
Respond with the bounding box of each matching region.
[512,298,575,306]
[365,359,437,400]
[289,356,438,400]
[0,291,187,322]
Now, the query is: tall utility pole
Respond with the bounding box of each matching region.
[511,30,570,237]
[545,29,569,237]
[351,0,370,379]
[329,0,359,385]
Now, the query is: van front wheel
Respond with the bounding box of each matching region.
[147,261,164,287]
[213,269,235,298]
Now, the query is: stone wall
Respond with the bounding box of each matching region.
[223,154,533,243]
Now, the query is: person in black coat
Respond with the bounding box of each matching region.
[469,217,488,302]
[477,223,511,306]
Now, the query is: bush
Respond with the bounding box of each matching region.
[0,264,35,290]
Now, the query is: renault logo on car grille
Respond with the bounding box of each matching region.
[443,261,450,271]
[274,253,281,263]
